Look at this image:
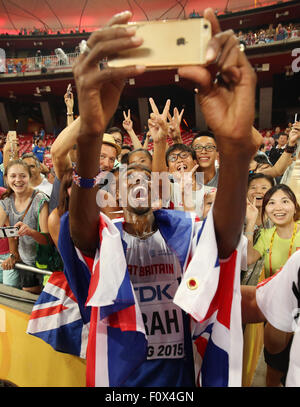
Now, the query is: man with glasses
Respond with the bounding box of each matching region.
[163,144,215,216]
[191,131,219,188]
[22,153,53,197]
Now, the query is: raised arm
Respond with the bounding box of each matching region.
[262,121,300,178]
[149,97,170,174]
[142,131,150,150]
[50,116,81,180]
[3,133,19,170]
[70,11,145,256]
[178,8,261,258]
[122,109,143,149]
[167,107,184,144]
[65,85,74,126]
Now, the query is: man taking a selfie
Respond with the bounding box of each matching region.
[58,9,260,387]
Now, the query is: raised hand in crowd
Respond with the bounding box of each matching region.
[260,121,300,179]
[288,121,300,148]
[148,98,170,144]
[3,131,19,169]
[122,109,143,149]
[122,109,133,133]
[167,107,184,144]
[64,84,74,126]
[142,130,151,150]
[148,98,170,174]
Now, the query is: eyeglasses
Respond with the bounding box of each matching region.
[193,145,216,152]
[168,151,191,162]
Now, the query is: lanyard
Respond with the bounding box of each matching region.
[269,222,298,276]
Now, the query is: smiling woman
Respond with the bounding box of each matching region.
[0,160,49,294]
[247,184,300,278]
[245,183,300,387]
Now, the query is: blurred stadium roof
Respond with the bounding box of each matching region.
[0,0,293,34]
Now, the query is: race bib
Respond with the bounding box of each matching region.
[133,279,185,360]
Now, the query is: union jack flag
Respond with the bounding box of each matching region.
[26,271,90,359]
[49,207,244,387]
[174,209,244,386]
[58,209,197,387]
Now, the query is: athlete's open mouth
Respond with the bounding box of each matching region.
[128,185,149,207]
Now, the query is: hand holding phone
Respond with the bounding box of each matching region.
[0,226,19,238]
[107,18,211,69]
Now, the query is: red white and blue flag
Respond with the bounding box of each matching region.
[39,207,244,387]
[174,208,244,386]
[26,271,89,358]
[58,209,197,387]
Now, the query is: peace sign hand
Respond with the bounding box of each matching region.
[148,98,170,143]
[167,107,184,142]
[122,109,133,132]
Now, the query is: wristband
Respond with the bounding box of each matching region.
[67,112,73,116]
[285,145,297,154]
[72,168,102,188]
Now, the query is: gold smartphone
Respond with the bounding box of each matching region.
[107,18,211,69]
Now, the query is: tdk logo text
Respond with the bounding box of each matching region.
[134,284,173,302]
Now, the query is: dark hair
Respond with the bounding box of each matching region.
[121,144,133,152]
[121,152,129,164]
[165,143,196,166]
[128,148,152,164]
[191,130,216,147]
[253,154,271,165]
[126,163,152,174]
[106,126,124,143]
[261,184,300,226]
[2,159,32,199]
[22,152,41,168]
[57,168,72,217]
[248,173,275,188]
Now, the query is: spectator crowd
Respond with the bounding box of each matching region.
[237,22,299,46]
